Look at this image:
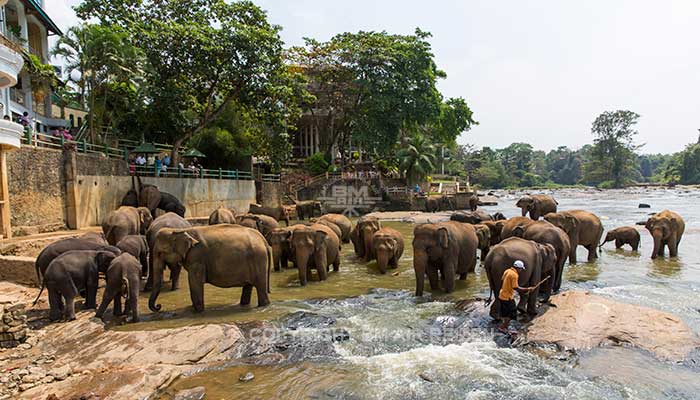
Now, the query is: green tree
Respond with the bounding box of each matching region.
[397,134,436,184]
[52,23,144,142]
[661,144,700,184]
[76,0,310,168]
[545,146,583,185]
[583,110,642,188]
[289,29,475,160]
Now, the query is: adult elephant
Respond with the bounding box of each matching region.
[295,200,323,220]
[315,214,352,243]
[149,224,272,312]
[208,207,237,225]
[450,210,493,224]
[120,176,139,207]
[34,238,121,298]
[371,227,404,274]
[484,237,557,319]
[473,224,492,259]
[249,204,290,226]
[136,176,161,219]
[158,192,186,218]
[500,216,535,240]
[101,206,153,245]
[645,210,685,259]
[516,194,558,220]
[350,216,381,261]
[289,224,340,286]
[310,219,342,243]
[512,221,571,294]
[600,226,641,251]
[413,221,478,296]
[238,214,279,237]
[266,225,304,271]
[480,220,506,249]
[144,212,191,291]
[544,210,603,263]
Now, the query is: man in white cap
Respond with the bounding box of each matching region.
[498,260,534,333]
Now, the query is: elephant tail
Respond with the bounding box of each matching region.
[32,280,45,306]
[266,244,273,294]
[121,270,130,302]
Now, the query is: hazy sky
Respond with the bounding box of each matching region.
[46,0,700,154]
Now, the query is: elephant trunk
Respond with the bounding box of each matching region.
[148,252,164,312]
[650,230,663,259]
[520,208,527,217]
[376,250,390,274]
[271,244,283,271]
[295,249,311,286]
[362,231,374,261]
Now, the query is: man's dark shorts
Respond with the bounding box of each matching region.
[500,299,517,319]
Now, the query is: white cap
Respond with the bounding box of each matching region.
[513,260,525,270]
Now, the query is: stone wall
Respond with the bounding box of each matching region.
[0,302,28,348]
[73,175,257,228]
[258,181,282,207]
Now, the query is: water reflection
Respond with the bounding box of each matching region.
[648,257,683,279]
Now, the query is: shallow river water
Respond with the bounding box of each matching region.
[132,189,700,399]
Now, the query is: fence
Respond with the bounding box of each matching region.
[20,130,256,181]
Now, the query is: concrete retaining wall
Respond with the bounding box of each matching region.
[74,175,256,228]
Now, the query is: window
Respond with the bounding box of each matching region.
[69,114,74,128]
[77,117,82,127]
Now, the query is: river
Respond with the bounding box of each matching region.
[137,188,700,399]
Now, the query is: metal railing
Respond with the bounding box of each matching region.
[132,164,253,180]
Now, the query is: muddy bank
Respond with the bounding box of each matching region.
[525,291,699,361]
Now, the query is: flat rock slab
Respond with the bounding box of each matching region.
[526,291,699,361]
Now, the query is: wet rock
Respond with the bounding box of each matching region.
[279,311,336,330]
[418,372,435,382]
[526,291,699,361]
[239,371,255,382]
[636,220,647,226]
[174,386,206,400]
[18,383,35,391]
[638,203,651,208]
[331,328,350,343]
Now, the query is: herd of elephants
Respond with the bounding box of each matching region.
[31,178,686,325]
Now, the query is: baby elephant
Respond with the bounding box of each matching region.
[371,227,404,274]
[42,250,118,321]
[116,235,149,277]
[96,254,142,323]
[600,226,641,251]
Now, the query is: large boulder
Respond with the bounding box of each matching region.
[526,291,699,361]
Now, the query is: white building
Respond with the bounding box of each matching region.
[0,0,66,133]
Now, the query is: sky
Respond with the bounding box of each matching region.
[45,0,700,154]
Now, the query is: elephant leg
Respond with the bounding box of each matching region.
[427,266,440,290]
[240,284,253,306]
[187,264,205,312]
[615,239,623,249]
[48,289,63,321]
[569,242,578,264]
[170,264,182,290]
[459,272,467,280]
[281,254,288,270]
[317,264,328,281]
[96,286,118,319]
[668,237,679,257]
[255,274,270,307]
[332,256,340,272]
[540,275,554,302]
[84,284,98,309]
[586,245,597,262]
[113,296,123,317]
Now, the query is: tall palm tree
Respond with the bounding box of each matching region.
[397,134,436,185]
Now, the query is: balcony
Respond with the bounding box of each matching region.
[0,119,23,149]
[0,34,23,88]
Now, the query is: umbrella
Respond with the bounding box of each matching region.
[131,142,161,154]
[182,148,206,158]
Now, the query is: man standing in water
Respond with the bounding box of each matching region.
[498,260,534,333]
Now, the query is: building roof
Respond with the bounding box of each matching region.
[25,0,62,35]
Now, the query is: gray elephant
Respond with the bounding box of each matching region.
[120,175,139,207]
[315,214,352,243]
[450,210,493,224]
[266,226,304,271]
[645,210,685,259]
[34,238,121,303]
[208,207,237,225]
[425,196,440,213]
[40,250,118,321]
[310,218,342,243]
[295,200,323,220]
[136,176,162,219]
[238,213,280,237]
[144,212,191,291]
[473,224,492,259]
[101,206,153,245]
[516,194,558,220]
[249,204,290,226]
[544,210,603,263]
[468,194,479,211]
[289,224,341,285]
[371,227,404,274]
[600,226,641,251]
[484,237,557,319]
[350,216,381,261]
[149,224,272,312]
[500,216,536,240]
[512,220,571,294]
[209,207,237,225]
[413,221,478,296]
[96,253,142,323]
[116,235,150,277]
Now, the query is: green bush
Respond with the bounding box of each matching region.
[305,152,329,175]
[598,180,617,189]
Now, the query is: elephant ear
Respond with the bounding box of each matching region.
[512,226,526,238]
[95,251,116,273]
[437,227,450,249]
[314,230,328,251]
[173,231,199,260]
